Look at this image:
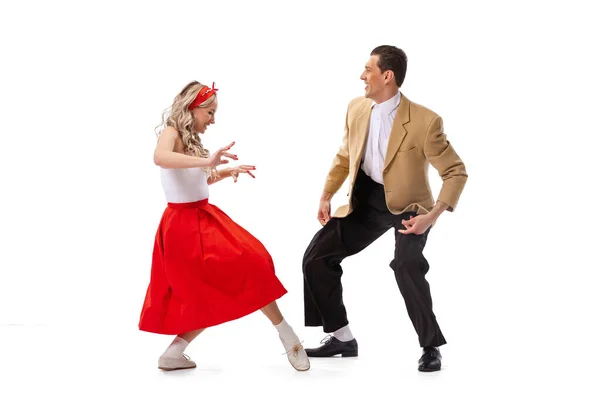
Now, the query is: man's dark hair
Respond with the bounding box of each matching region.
[371,45,408,88]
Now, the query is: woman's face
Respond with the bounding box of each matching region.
[192,98,218,134]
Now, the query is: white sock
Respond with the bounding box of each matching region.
[333,325,354,342]
[161,336,189,358]
[274,318,300,345]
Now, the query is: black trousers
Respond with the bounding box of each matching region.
[302,168,447,348]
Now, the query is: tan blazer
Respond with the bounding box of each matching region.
[324,93,468,218]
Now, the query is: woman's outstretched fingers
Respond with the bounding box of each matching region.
[221,141,235,152]
[222,152,238,160]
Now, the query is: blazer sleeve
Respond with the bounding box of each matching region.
[423,115,468,212]
[323,103,352,195]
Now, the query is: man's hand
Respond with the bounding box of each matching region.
[398,201,449,235]
[398,214,434,235]
[317,192,333,226]
[317,199,331,226]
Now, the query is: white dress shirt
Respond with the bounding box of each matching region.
[361,91,401,184]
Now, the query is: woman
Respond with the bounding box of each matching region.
[138,81,309,372]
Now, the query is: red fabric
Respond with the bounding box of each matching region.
[187,82,218,110]
[139,199,287,334]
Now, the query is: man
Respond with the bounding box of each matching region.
[302,45,468,372]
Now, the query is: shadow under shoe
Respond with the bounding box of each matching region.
[305,335,358,358]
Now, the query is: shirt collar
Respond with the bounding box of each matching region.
[372,91,401,116]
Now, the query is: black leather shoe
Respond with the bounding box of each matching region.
[418,346,442,372]
[305,335,358,358]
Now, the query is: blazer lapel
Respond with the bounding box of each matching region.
[353,102,372,166]
[384,93,410,170]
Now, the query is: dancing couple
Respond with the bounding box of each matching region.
[138,45,467,373]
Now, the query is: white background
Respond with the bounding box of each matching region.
[1,0,599,398]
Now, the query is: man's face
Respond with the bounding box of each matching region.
[360,55,386,101]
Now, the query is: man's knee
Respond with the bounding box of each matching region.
[302,251,314,275]
[302,238,321,277]
[303,226,332,268]
[389,256,428,274]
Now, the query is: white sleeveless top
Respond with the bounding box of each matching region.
[160,167,209,203]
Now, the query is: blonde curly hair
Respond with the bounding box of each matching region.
[155,81,217,175]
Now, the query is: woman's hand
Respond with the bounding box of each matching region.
[207,141,238,167]
[230,165,256,182]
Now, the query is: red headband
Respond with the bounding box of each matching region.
[188,82,218,110]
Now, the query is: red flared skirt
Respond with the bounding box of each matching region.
[139,199,287,334]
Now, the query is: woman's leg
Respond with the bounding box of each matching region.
[178,328,205,344]
[261,301,284,325]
